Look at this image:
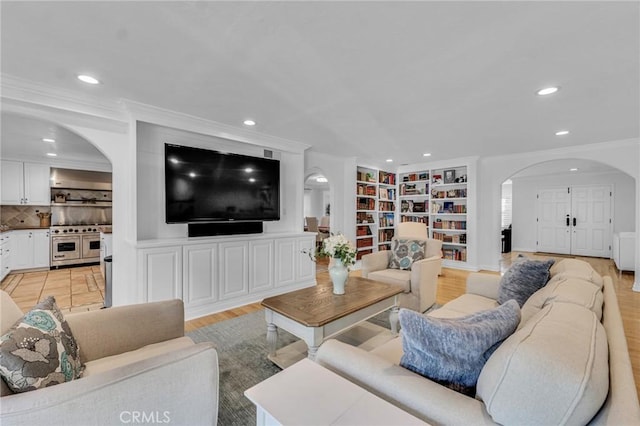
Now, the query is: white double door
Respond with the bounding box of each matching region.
[537,185,612,257]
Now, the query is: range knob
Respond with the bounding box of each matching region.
[62,229,67,233]
[74,229,79,233]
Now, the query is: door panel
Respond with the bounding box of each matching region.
[536,188,570,254]
[570,185,611,257]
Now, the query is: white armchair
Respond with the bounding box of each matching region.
[361,223,443,312]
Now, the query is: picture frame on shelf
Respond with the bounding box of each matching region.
[444,169,456,184]
[432,174,443,185]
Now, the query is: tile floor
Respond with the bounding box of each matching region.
[1,265,105,314]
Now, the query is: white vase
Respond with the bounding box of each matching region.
[329,258,348,295]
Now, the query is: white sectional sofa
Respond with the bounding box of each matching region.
[316,259,640,425]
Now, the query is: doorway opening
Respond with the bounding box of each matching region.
[500,158,635,259]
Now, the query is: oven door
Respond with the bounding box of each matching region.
[51,236,81,264]
[82,234,101,259]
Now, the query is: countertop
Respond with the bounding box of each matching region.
[0,225,51,233]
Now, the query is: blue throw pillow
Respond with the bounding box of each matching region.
[399,300,520,392]
[498,259,555,307]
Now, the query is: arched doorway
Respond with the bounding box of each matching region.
[304,171,331,233]
[500,158,635,262]
[1,111,114,310]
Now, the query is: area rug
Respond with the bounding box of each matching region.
[187,311,298,425]
[186,309,395,425]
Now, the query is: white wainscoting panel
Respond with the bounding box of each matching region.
[250,240,274,292]
[275,238,296,287]
[183,243,218,307]
[219,241,249,300]
[140,246,182,302]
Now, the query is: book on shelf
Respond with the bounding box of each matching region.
[379,212,395,227]
[401,200,413,213]
[379,187,396,200]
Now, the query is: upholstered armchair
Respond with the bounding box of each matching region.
[361,222,443,312]
[1,292,219,426]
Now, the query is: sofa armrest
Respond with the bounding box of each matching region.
[65,299,185,363]
[466,273,501,300]
[361,251,391,278]
[316,340,495,425]
[0,343,218,426]
[409,256,442,312]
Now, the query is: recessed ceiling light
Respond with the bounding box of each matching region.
[386,159,393,163]
[316,177,328,183]
[248,178,256,183]
[244,168,253,173]
[423,153,431,157]
[243,119,256,126]
[570,168,578,172]
[536,86,559,96]
[77,74,100,85]
[169,157,179,164]
[42,138,55,143]
[188,172,196,178]
[46,153,57,157]
[555,130,570,136]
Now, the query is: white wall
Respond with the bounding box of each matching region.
[475,139,639,271]
[136,121,304,240]
[510,171,635,252]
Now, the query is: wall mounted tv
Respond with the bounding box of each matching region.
[164,143,280,223]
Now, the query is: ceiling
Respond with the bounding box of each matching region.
[1,1,638,167]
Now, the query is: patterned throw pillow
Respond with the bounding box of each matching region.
[497,258,555,307]
[389,239,426,270]
[0,296,83,393]
[399,300,520,394]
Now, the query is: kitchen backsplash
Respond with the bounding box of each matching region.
[0,205,51,227]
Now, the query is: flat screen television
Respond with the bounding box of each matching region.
[164,143,280,223]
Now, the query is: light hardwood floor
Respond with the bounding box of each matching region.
[3,254,638,396]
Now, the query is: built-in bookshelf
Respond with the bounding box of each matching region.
[355,166,397,259]
[430,165,468,265]
[399,170,430,226]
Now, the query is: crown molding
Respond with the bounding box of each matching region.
[1,74,128,123]
[123,99,311,154]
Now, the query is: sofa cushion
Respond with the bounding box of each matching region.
[520,275,603,325]
[82,336,195,376]
[477,302,609,425]
[398,300,520,391]
[389,239,425,270]
[428,294,499,319]
[368,269,411,292]
[549,259,604,289]
[0,296,83,393]
[497,258,554,306]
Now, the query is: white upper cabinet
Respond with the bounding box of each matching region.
[1,160,50,205]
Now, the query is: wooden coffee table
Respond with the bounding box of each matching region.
[261,276,403,367]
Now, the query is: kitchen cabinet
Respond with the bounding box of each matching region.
[12,229,50,270]
[0,232,13,281]
[1,160,50,205]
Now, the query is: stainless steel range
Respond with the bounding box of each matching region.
[50,225,103,267]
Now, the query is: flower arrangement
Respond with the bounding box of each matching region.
[305,233,357,267]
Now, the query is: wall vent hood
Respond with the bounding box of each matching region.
[50,168,112,191]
